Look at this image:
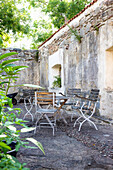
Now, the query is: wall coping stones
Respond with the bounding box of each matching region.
[0,48,39,62]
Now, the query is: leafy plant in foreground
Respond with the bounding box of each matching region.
[0,52,45,169]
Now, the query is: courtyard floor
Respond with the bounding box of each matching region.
[15,103,113,170]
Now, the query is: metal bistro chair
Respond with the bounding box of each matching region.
[34,91,58,136]
[59,88,82,121]
[23,90,36,121]
[72,89,100,131]
[59,88,81,105]
[65,88,82,105]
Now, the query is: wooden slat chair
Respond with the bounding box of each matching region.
[72,89,100,131]
[34,91,58,136]
[23,89,48,121]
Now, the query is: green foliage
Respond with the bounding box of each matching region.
[0,52,28,95]
[0,0,31,35]
[94,25,99,34]
[30,19,54,48]
[0,52,45,169]
[0,0,31,47]
[52,75,61,88]
[41,0,91,28]
[0,0,91,48]
[0,154,29,170]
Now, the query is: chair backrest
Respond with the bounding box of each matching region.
[88,89,100,101]
[35,91,56,108]
[77,89,100,109]
[66,88,81,96]
[83,89,100,111]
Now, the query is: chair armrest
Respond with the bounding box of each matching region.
[59,92,66,96]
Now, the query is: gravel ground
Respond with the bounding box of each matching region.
[14,103,113,169]
[57,118,113,160]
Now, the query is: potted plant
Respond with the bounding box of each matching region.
[52,75,61,88]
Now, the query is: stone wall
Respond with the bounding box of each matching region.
[0,48,40,94]
[39,0,113,118]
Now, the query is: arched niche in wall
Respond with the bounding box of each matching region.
[52,64,61,88]
[48,49,65,94]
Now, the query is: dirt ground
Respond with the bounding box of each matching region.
[14,103,113,170]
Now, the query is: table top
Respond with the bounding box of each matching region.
[56,96,69,100]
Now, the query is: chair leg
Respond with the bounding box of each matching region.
[78,119,87,131]
[74,111,98,131]
[78,118,98,131]
[58,109,67,124]
[23,112,34,122]
[71,113,73,122]
[44,114,55,136]
[24,97,34,121]
[87,118,98,130]
[73,116,82,127]
[34,113,44,134]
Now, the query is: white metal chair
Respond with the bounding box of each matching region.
[72,89,100,131]
[23,96,34,121]
[34,91,58,136]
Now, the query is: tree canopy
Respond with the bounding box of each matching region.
[0,0,91,48]
[29,18,54,49]
[0,0,31,47]
[39,0,91,28]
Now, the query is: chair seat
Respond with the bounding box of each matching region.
[37,108,57,113]
[64,102,77,105]
[72,105,91,110]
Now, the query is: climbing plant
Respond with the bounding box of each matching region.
[68,25,82,43]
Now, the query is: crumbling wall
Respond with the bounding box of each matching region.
[0,48,40,94]
[39,0,113,118]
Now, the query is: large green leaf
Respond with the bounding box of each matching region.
[7,125,16,132]
[26,138,45,155]
[0,52,17,60]
[1,59,20,66]
[0,82,10,85]
[3,63,17,69]
[0,87,5,91]
[4,121,13,126]
[0,142,11,150]
[4,72,20,76]
[2,76,19,79]
[0,76,19,79]
[12,66,28,73]
[21,127,35,133]
[22,84,45,89]
[0,134,7,138]
[12,66,28,71]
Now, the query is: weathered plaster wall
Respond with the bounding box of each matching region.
[39,0,113,118]
[0,48,40,94]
